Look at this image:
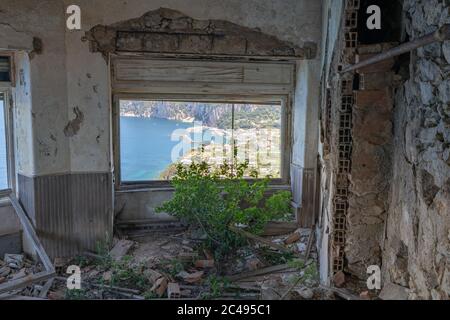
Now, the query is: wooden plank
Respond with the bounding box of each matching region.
[88,283,141,295]
[116,59,244,83]
[319,285,362,300]
[243,64,293,84]
[4,295,46,300]
[9,195,54,272]
[229,264,292,282]
[305,227,315,260]
[229,225,290,253]
[297,168,316,227]
[0,195,55,296]
[38,278,54,298]
[261,221,298,236]
[114,58,294,85]
[112,80,293,95]
[0,271,54,295]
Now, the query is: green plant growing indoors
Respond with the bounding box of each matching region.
[156,160,292,263]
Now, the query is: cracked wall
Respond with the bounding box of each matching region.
[0,0,323,256]
[0,0,70,176]
[84,8,316,59]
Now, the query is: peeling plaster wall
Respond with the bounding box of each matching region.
[382,0,450,299]
[0,0,323,254]
[316,0,344,285]
[64,0,322,173]
[13,52,35,175]
[291,58,321,228]
[0,0,70,176]
[292,60,321,169]
[64,0,323,220]
[319,0,344,83]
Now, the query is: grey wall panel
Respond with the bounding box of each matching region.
[71,173,113,255]
[35,174,75,258]
[18,172,113,258]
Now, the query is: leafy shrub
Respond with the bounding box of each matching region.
[156,161,292,261]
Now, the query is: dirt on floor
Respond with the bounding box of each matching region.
[1,225,369,300]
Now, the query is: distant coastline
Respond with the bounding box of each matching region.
[120,112,195,123]
[120,100,281,129]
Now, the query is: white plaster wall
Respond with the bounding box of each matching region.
[63,0,323,173]
[1,0,324,225]
[0,0,70,176]
[320,0,344,81]
[13,52,35,175]
[1,0,323,175]
[292,60,321,169]
[315,0,344,285]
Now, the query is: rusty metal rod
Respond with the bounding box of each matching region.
[341,24,450,74]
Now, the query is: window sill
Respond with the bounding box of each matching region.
[116,182,291,194]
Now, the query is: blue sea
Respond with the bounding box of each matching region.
[120,116,192,181]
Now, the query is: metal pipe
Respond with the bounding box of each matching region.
[341,24,450,74]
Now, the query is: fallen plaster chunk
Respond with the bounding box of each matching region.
[379,282,409,300]
[4,254,24,269]
[176,270,204,284]
[144,269,163,284]
[102,271,112,282]
[294,287,314,299]
[0,266,11,277]
[109,240,135,261]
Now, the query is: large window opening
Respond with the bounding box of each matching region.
[0,92,11,191]
[118,99,285,184]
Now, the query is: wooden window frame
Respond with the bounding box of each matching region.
[0,89,16,196]
[110,56,296,191]
[113,93,292,191]
[0,52,15,88]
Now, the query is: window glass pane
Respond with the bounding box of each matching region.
[119,100,282,182]
[0,95,8,189]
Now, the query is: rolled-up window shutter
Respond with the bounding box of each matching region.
[0,56,11,82]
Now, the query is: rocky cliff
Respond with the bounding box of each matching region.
[120,101,281,129]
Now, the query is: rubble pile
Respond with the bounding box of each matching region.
[0,253,48,299]
[0,224,366,300]
[39,225,332,300]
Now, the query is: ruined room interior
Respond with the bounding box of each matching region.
[0,0,448,302]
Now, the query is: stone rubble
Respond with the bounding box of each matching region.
[0,253,46,298]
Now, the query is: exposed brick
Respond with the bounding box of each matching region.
[357,54,395,73]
